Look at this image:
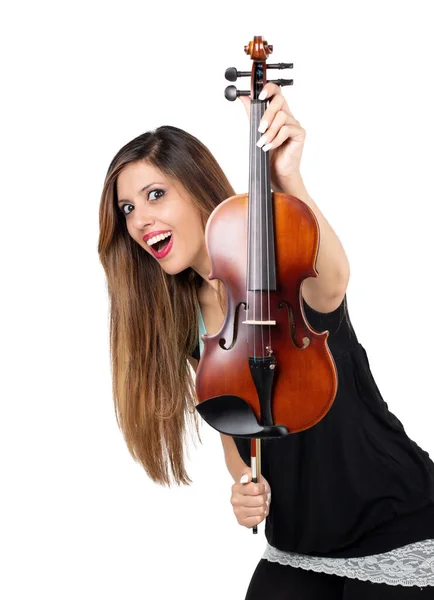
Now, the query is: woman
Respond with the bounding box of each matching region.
[98,83,434,597]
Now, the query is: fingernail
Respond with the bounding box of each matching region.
[240,474,249,484]
[258,119,268,133]
[262,142,273,152]
[256,135,267,148]
[258,89,268,101]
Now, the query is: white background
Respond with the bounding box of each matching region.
[1,0,433,598]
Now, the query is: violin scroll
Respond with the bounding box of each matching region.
[224,35,294,102]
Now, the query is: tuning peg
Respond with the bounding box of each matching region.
[267,78,293,87]
[224,85,251,101]
[267,63,294,70]
[225,67,251,82]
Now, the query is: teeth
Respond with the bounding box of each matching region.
[147,232,172,247]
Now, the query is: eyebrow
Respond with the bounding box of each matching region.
[117,182,165,205]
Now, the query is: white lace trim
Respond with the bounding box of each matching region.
[262,539,434,587]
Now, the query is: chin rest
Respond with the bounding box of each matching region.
[195,395,288,439]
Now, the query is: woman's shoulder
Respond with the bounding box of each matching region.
[302,290,359,355]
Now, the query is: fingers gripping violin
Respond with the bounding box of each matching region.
[195,36,338,534]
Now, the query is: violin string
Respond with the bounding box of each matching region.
[253,99,258,361]
[260,101,268,358]
[263,97,272,357]
[258,96,271,361]
[248,96,255,361]
[260,101,264,359]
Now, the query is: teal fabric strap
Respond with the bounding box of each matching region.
[198,305,206,358]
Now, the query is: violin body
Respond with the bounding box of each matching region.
[196,191,337,434]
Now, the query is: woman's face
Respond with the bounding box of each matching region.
[116,160,207,277]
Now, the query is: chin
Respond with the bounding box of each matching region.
[160,263,189,277]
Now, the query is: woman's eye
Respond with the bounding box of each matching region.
[122,204,133,216]
[148,189,165,201]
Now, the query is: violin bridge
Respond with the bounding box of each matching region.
[242,320,277,325]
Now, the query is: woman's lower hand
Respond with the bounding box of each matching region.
[230,468,272,529]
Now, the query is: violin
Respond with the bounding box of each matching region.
[195,36,338,534]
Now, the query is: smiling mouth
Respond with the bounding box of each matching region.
[147,233,173,259]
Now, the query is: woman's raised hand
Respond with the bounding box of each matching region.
[238,82,306,191]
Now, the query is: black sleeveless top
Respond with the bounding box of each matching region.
[192,294,434,558]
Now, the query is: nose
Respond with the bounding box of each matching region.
[130,203,155,232]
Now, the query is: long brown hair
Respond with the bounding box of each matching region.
[98,126,235,486]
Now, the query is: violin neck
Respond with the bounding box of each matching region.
[248,100,277,292]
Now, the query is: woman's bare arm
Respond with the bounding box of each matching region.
[220,433,249,482]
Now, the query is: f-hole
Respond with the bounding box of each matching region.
[219,302,246,350]
[278,301,310,349]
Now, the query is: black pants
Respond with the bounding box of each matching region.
[245,559,434,599]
